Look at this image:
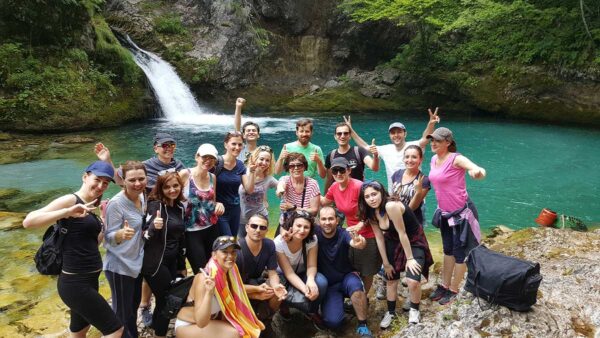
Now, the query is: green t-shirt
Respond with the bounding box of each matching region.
[284,141,324,179]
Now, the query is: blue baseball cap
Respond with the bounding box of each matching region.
[85,161,115,182]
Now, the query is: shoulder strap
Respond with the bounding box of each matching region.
[214,155,225,176]
[300,179,307,208]
[301,241,307,272]
[329,149,336,164]
[353,146,361,161]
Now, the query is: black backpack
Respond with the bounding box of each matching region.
[465,245,542,311]
[161,276,195,318]
[34,221,68,275]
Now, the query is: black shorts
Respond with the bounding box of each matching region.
[384,238,425,282]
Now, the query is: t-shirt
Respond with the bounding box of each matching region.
[239,176,278,224]
[284,142,324,179]
[142,157,186,191]
[325,146,370,181]
[377,141,421,189]
[215,159,246,205]
[236,237,278,283]
[280,176,321,208]
[325,178,374,238]
[315,226,354,284]
[274,234,318,273]
[390,169,431,226]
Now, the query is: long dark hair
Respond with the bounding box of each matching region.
[284,210,316,245]
[358,180,391,223]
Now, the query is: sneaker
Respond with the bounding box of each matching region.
[343,298,354,314]
[438,289,458,305]
[306,313,327,331]
[402,297,411,311]
[140,306,152,327]
[379,311,396,330]
[408,308,420,324]
[429,284,448,301]
[375,282,386,300]
[356,325,374,337]
[278,303,292,322]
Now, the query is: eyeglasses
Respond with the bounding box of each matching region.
[336,131,350,137]
[160,143,176,150]
[288,163,304,170]
[249,223,268,231]
[257,145,273,153]
[331,167,347,175]
[295,210,312,218]
[216,236,236,245]
[158,168,177,176]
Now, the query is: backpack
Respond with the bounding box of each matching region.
[161,276,195,318]
[34,221,68,275]
[328,146,361,168]
[464,245,542,311]
[212,155,225,176]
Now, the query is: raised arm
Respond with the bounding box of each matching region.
[233,97,245,132]
[274,145,288,175]
[193,272,216,328]
[344,115,369,148]
[454,155,486,180]
[94,143,123,186]
[363,139,380,172]
[241,157,257,194]
[408,174,430,211]
[418,107,440,148]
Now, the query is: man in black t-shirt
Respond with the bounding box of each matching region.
[324,122,380,191]
[236,214,287,319]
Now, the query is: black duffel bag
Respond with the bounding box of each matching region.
[465,245,542,311]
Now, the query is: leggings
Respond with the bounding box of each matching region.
[186,225,219,273]
[57,271,122,335]
[105,271,143,338]
[145,256,178,336]
[216,203,241,236]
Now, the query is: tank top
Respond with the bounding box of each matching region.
[381,202,420,241]
[61,194,103,273]
[428,153,468,212]
[185,174,217,231]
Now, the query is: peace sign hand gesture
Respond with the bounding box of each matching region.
[428,107,440,124]
[414,174,424,195]
[67,200,97,218]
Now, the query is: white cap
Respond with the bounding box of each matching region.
[196,144,218,158]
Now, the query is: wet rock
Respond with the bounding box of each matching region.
[323,79,340,88]
[53,135,96,144]
[360,84,392,98]
[488,225,514,238]
[381,67,400,85]
[0,211,25,231]
[309,84,321,93]
[0,132,12,141]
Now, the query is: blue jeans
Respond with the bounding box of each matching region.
[321,273,364,328]
[216,203,241,236]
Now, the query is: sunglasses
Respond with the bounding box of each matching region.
[201,155,216,161]
[160,143,176,150]
[288,163,304,170]
[216,236,236,245]
[158,168,177,176]
[331,167,347,175]
[257,145,273,153]
[336,131,350,137]
[249,223,268,231]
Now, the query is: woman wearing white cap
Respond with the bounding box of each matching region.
[23,161,124,337]
[426,127,486,306]
[182,144,225,273]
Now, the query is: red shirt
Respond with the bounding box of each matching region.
[325,178,374,238]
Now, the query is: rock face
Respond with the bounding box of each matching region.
[393,227,600,337]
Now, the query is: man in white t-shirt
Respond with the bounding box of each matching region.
[233,97,261,163]
[345,108,440,188]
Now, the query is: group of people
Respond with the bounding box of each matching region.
[23,98,487,338]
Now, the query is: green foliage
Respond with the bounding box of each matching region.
[154,15,186,35]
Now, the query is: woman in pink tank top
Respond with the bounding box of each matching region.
[426,127,486,306]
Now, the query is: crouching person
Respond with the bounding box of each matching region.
[316,206,373,337]
[175,236,264,338]
[236,214,287,320]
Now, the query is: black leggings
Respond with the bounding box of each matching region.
[186,225,219,273]
[57,271,122,335]
[145,256,178,336]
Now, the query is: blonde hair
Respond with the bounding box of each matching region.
[250,146,275,176]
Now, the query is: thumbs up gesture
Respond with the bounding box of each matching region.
[309,148,320,163]
[279,144,288,161]
[119,220,135,242]
[369,138,378,157]
[153,210,163,230]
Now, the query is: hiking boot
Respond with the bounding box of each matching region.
[140,306,152,327]
[278,303,292,322]
[305,312,327,331]
[439,289,458,305]
[408,308,420,324]
[429,284,448,301]
[356,324,374,337]
[379,312,396,330]
[402,297,411,311]
[375,282,386,300]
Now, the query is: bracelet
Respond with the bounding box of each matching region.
[407,257,414,261]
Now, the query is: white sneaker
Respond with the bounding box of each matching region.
[380,312,396,329]
[376,283,386,300]
[408,308,420,324]
[402,297,411,311]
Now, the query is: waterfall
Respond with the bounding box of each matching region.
[123,35,225,124]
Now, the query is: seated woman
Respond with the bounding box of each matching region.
[274,211,328,326]
[175,236,264,338]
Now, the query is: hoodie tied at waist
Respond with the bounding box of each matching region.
[432,199,481,249]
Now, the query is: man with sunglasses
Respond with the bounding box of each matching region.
[315,206,373,337]
[324,122,379,192]
[236,214,287,322]
[94,132,185,193]
[233,97,261,163]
